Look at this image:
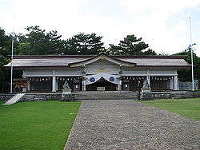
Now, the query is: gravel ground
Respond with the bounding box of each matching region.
[65,100,200,150]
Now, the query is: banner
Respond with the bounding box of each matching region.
[84,73,120,85]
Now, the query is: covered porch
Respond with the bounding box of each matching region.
[121,75,178,91]
[24,76,82,93]
[14,74,178,92]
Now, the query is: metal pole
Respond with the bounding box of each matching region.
[189,17,195,91]
[10,37,14,93]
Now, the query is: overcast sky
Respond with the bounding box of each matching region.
[1,0,200,55]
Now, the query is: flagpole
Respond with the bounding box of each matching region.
[10,36,14,93]
[189,16,195,91]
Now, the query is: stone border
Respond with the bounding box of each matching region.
[1,91,200,102]
[141,91,200,100]
[0,93,76,102]
[0,94,16,102]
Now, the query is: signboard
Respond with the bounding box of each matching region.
[97,87,105,91]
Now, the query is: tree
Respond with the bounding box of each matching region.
[108,34,156,56]
[173,49,200,82]
[16,26,66,55]
[0,28,11,92]
[63,33,104,55]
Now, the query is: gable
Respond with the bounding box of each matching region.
[85,59,120,74]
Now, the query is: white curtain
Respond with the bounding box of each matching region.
[84,73,120,85]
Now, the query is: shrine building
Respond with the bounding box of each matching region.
[5,54,191,92]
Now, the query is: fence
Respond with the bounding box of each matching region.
[178,80,198,90]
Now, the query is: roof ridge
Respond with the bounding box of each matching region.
[12,55,187,59]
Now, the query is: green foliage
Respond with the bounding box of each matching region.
[0,28,11,56]
[64,33,104,55]
[0,101,80,150]
[173,49,200,82]
[0,28,12,92]
[16,26,66,55]
[108,34,156,56]
[142,98,200,120]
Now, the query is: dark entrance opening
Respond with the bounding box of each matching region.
[30,79,52,92]
[86,77,117,91]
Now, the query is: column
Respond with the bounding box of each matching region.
[117,79,122,91]
[82,80,86,91]
[27,80,30,92]
[55,78,58,91]
[52,76,56,92]
[147,75,151,89]
[170,76,174,90]
[146,70,151,89]
[174,75,178,90]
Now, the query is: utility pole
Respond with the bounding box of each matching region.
[10,36,14,93]
[189,16,195,91]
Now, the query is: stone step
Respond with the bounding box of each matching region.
[74,91,138,100]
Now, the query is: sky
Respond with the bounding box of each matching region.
[1,0,200,55]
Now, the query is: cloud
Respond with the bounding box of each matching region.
[120,0,200,17]
[117,0,200,54]
[1,0,200,55]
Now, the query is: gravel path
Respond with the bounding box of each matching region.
[65,100,200,150]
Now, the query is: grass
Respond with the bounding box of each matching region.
[142,98,200,120]
[0,101,80,150]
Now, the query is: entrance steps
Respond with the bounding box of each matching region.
[4,93,25,105]
[75,91,138,100]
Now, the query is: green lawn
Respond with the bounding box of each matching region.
[142,98,200,120]
[0,101,80,150]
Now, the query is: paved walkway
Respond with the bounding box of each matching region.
[65,100,200,150]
